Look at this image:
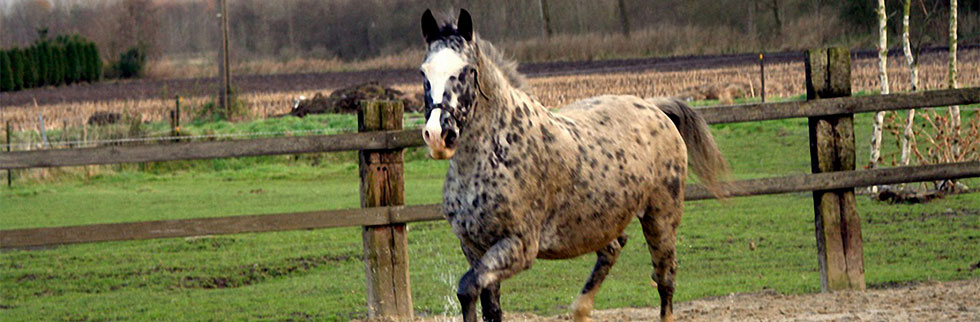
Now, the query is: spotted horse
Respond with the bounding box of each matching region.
[418,9,730,322]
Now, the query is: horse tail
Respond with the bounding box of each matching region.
[650,98,730,199]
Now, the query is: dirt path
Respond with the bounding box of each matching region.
[410,278,980,322]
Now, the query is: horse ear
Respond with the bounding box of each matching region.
[421,9,439,43]
[457,9,473,42]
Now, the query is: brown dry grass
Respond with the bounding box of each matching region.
[504,11,846,64]
[1,91,306,133]
[147,51,426,79]
[143,11,851,79]
[4,50,976,134]
[529,49,978,108]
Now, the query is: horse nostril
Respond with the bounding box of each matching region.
[423,130,431,141]
[444,130,458,146]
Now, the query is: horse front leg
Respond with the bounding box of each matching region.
[480,282,502,322]
[460,245,502,322]
[457,237,537,322]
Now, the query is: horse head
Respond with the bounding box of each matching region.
[419,9,479,160]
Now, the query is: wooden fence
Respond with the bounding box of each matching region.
[2,48,979,319]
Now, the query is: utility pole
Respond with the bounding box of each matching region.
[218,0,231,116]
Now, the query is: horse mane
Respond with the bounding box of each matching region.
[431,12,526,90]
[473,36,527,90]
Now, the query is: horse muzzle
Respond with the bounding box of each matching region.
[423,131,457,159]
[423,111,457,160]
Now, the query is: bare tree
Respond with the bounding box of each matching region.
[538,0,553,39]
[617,0,631,37]
[110,0,161,59]
[870,0,889,192]
[900,0,917,166]
[948,0,960,155]
[765,0,783,35]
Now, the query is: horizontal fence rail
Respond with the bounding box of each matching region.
[1,87,977,170]
[4,161,977,249]
[698,87,979,124]
[0,129,425,170]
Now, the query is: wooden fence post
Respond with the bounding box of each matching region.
[805,48,866,292]
[216,0,232,116]
[760,53,766,103]
[172,95,181,143]
[5,121,12,187]
[358,100,413,319]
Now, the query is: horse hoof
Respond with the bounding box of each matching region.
[572,312,592,322]
[571,296,593,322]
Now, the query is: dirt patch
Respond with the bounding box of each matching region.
[408,279,980,322]
[288,81,422,117]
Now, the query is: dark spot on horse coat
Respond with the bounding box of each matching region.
[665,177,682,197]
[615,149,626,161]
[540,127,555,142]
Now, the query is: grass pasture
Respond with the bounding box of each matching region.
[1,105,978,321]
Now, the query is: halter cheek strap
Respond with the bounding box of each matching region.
[470,40,491,101]
[475,69,489,101]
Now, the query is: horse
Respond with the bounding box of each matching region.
[418,9,729,322]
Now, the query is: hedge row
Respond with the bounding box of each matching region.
[1,34,102,92]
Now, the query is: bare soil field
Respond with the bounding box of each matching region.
[3,46,974,107]
[2,47,977,133]
[408,278,980,322]
[2,50,806,107]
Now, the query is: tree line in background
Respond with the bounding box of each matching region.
[1,0,977,78]
[1,32,101,92]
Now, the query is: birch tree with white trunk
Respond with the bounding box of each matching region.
[871,0,888,193]
[900,0,917,166]
[949,0,959,154]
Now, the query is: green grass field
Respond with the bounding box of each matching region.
[1,105,978,321]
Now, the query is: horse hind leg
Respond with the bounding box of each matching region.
[572,233,627,322]
[640,199,682,322]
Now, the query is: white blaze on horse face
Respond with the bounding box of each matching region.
[424,108,444,146]
[421,48,467,106]
[424,108,454,159]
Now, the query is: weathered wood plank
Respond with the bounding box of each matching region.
[358,101,413,319]
[0,129,425,170]
[362,223,397,316]
[1,88,975,170]
[698,87,980,124]
[391,205,443,223]
[685,161,980,200]
[2,161,976,249]
[0,207,389,248]
[805,47,864,291]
